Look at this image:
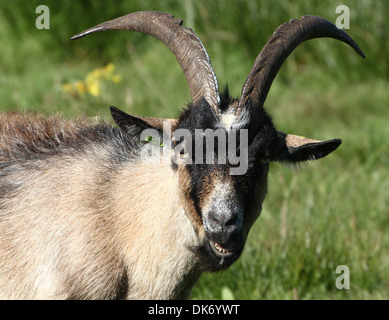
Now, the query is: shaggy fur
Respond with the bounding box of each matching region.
[0,112,201,299]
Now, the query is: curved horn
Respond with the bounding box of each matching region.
[238,15,365,111]
[72,11,220,112]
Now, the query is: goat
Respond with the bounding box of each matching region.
[0,11,364,299]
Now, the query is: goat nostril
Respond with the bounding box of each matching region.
[207,212,240,230]
[208,215,221,227]
[225,215,239,227]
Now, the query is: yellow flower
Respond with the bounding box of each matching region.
[63,63,119,98]
[91,69,103,79]
[112,75,122,83]
[62,83,73,93]
[105,63,115,72]
[87,80,100,97]
[75,80,86,95]
[85,73,96,87]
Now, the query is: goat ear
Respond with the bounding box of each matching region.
[110,105,178,132]
[271,131,342,163]
[110,106,173,131]
[110,106,154,132]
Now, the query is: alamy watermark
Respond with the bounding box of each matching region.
[336,5,350,29]
[336,265,350,290]
[140,121,249,176]
[35,4,351,31]
[35,5,50,30]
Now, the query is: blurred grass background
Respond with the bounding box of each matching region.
[0,0,388,299]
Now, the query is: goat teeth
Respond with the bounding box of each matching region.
[214,242,231,254]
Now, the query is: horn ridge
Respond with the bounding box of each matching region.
[238,15,365,111]
[72,11,220,112]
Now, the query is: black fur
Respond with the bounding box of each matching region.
[173,90,278,272]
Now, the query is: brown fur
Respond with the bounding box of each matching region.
[0,112,95,160]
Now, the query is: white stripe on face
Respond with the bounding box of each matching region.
[219,107,250,131]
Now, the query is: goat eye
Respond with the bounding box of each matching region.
[179,149,190,160]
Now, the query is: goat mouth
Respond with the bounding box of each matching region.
[192,237,242,271]
[209,240,235,258]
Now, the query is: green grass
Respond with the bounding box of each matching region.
[191,72,389,300]
[0,0,388,300]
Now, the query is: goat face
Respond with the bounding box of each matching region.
[74,12,364,272]
[171,96,275,271]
